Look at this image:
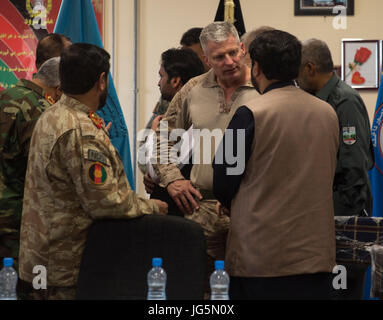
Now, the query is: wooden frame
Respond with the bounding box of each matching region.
[294,0,354,16]
[341,40,381,90]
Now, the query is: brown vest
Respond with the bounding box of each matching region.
[226,86,339,277]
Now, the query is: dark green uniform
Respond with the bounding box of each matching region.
[316,73,374,217]
[0,79,51,270]
[316,73,374,300]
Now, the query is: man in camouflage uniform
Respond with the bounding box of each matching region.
[141,48,205,216]
[0,33,71,271]
[0,57,62,272]
[152,22,258,297]
[18,43,168,300]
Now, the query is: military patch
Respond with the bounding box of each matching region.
[343,126,357,145]
[44,93,55,105]
[88,111,103,129]
[88,163,107,185]
[88,149,108,166]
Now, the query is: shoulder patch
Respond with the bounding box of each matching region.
[342,126,356,145]
[89,163,107,185]
[88,149,108,166]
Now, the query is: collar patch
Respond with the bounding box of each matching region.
[89,111,103,129]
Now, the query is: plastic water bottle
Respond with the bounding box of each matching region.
[147,257,166,300]
[210,260,229,300]
[0,258,18,300]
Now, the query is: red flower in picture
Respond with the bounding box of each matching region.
[354,47,372,65]
[347,47,372,85]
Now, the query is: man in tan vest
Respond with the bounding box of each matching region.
[213,30,339,299]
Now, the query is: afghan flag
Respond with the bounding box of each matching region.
[54,0,135,190]
[363,71,383,300]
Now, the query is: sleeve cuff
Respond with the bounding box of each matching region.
[158,167,185,188]
[151,200,159,214]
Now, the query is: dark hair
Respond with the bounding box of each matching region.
[36,33,71,70]
[180,28,203,47]
[161,48,205,85]
[249,30,302,81]
[60,43,110,95]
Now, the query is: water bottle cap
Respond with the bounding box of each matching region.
[3,257,13,267]
[215,260,225,270]
[152,257,162,267]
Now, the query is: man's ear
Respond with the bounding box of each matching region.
[203,54,211,69]
[252,61,260,79]
[98,72,107,91]
[170,76,182,89]
[240,42,246,57]
[305,62,316,77]
[54,86,63,101]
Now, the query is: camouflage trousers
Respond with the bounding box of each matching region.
[18,280,77,300]
[32,286,77,300]
[184,199,230,299]
[0,233,19,268]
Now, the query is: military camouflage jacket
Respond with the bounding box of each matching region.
[19,94,159,287]
[0,79,51,241]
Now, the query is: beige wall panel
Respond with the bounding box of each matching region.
[108,0,383,196]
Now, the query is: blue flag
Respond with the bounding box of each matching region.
[370,72,383,219]
[363,72,383,300]
[54,0,135,189]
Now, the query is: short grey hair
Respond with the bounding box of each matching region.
[199,21,240,54]
[35,56,60,87]
[301,38,334,73]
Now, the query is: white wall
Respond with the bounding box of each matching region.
[107,0,383,196]
[104,0,137,187]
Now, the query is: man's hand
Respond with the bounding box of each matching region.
[144,173,156,194]
[151,115,163,131]
[167,180,203,215]
[152,199,168,215]
[216,201,231,217]
[105,122,112,133]
[102,119,112,133]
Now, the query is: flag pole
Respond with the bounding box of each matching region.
[224,0,235,24]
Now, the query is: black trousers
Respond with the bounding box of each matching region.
[150,185,184,217]
[229,273,334,300]
[149,163,192,217]
[332,263,369,300]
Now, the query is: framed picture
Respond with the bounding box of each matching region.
[294,0,354,16]
[342,40,381,90]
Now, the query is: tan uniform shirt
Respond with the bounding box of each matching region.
[152,69,258,262]
[153,69,258,190]
[19,94,158,287]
